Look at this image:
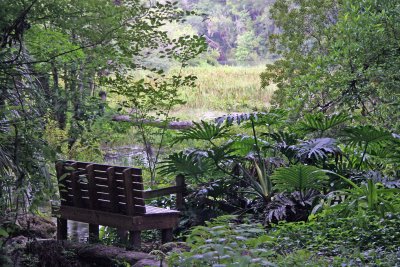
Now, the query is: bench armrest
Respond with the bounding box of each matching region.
[143,185,183,199]
[142,174,186,210]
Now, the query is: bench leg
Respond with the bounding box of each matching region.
[129,230,141,249]
[117,228,129,244]
[161,229,173,244]
[57,218,68,240]
[89,224,99,243]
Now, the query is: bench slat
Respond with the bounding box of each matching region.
[70,164,84,208]
[86,164,99,210]
[66,161,141,175]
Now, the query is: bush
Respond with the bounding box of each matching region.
[168,210,400,266]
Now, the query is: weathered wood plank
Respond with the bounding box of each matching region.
[129,230,141,249]
[71,170,84,208]
[86,164,99,210]
[176,174,185,210]
[56,162,72,205]
[143,186,183,199]
[107,167,119,213]
[161,229,173,243]
[56,218,67,240]
[123,168,135,215]
[55,206,179,231]
[89,224,99,243]
[65,161,141,175]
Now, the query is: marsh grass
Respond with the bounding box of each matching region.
[170,65,275,120]
[107,65,275,121]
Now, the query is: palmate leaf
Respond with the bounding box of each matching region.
[294,138,342,161]
[266,190,321,223]
[158,150,211,178]
[271,165,328,192]
[342,126,393,147]
[264,131,300,146]
[263,131,300,160]
[300,112,350,134]
[174,120,229,143]
[206,142,237,163]
[230,134,269,157]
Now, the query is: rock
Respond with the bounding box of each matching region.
[133,258,167,267]
[4,235,29,266]
[4,235,28,248]
[160,241,190,254]
[16,214,56,238]
[28,240,164,266]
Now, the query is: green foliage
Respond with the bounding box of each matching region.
[158,151,213,183]
[265,190,321,223]
[168,216,275,266]
[170,209,400,266]
[0,0,206,211]
[295,138,341,162]
[299,113,350,136]
[341,126,394,170]
[242,160,273,201]
[342,125,393,147]
[179,0,276,64]
[271,165,328,192]
[234,30,260,62]
[324,172,400,217]
[174,120,230,144]
[262,0,400,131]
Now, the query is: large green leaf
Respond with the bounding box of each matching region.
[230,134,269,157]
[299,112,350,135]
[158,150,211,179]
[271,165,328,192]
[174,120,230,143]
[295,138,342,161]
[342,126,392,147]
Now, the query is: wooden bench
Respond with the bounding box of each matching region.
[52,160,185,248]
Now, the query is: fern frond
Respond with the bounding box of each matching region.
[158,150,211,178]
[271,165,328,192]
[300,112,349,134]
[342,126,392,147]
[174,120,229,143]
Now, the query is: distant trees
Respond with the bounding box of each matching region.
[180,0,277,64]
[262,0,400,131]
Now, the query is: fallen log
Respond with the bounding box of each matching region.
[112,115,193,130]
[28,239,165,267]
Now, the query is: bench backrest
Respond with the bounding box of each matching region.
[56,160,146,215]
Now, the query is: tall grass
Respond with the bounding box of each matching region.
[169,65,275,120]
[106,65,275,120]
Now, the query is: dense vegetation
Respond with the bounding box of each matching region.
[178,0,277,64]
[0,0,399,266]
